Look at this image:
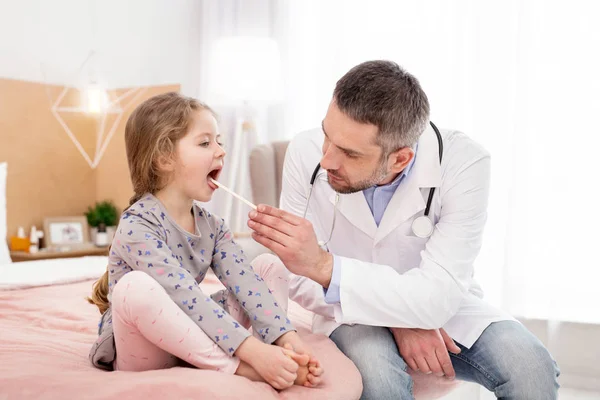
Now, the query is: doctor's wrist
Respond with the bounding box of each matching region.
[313,251,333,289]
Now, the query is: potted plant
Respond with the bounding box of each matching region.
[84,200,119,245]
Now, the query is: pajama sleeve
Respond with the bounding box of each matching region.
[112,214,251,355]
[208,215,295,344]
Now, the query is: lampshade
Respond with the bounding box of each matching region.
[82,83,110,114]
[207,37,283,106]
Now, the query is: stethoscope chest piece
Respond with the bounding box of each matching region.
[411,215,434,238]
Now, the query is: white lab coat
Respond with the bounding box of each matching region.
[279,125,513,348]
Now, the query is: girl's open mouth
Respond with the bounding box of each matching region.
[207,167,221,190]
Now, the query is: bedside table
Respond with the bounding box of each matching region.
[10,245,110,262]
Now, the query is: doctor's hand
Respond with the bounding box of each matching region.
[391,327,461,379]
[247,205,334,288]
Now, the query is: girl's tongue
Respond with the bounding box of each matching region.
[207,168,220,190]
[207,177,218,190]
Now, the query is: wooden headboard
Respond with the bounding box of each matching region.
[0,78,180,242]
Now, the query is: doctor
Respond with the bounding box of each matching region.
[247,60,559,399]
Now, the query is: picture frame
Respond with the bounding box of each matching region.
[43,216,90,249]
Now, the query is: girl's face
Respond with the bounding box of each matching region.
[169,109,225,202]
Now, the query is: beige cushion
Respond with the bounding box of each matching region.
[249,141,290,207]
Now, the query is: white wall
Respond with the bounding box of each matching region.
[0,0,202,95]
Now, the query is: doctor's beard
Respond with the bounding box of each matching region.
[327,156,389,194]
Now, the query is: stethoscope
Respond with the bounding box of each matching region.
[303,121,443,247]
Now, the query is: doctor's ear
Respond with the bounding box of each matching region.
[387,147,415,174]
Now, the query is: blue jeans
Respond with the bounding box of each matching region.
[329,321,560,400]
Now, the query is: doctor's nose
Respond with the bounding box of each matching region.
[320,146,341,171]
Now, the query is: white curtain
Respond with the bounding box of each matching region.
[198,0,280,231]
[277,0,600,324]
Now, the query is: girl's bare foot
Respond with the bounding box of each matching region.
[235,337,298,390]
[306,358,324,387]
[283,343,311,386]
[235,344,313,389]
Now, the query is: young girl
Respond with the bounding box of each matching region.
[87,92,322,390]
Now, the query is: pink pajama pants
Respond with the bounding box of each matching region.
[111,253,290,373]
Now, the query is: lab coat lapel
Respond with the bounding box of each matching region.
[374,125,442,244]
[329,191,377,239]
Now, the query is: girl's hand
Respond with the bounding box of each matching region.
[276,332,325,388]
[237,338,298,389]
[254,344,300,390]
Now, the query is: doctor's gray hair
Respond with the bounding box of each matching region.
[333,60,430,155]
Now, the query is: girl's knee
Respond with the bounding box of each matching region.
[112,271,162,308]
[250,252,280,267]
[250,253,288,278]
[114,270,155,291]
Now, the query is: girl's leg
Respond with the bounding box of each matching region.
[111,271,240,374]
[215,253,290,333]
[211,254,313,386]
[253,253,290,313]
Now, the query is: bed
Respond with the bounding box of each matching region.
[0,256,363,400]
[0,160,463,400]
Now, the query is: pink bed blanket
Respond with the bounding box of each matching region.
[0,275,362,400]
